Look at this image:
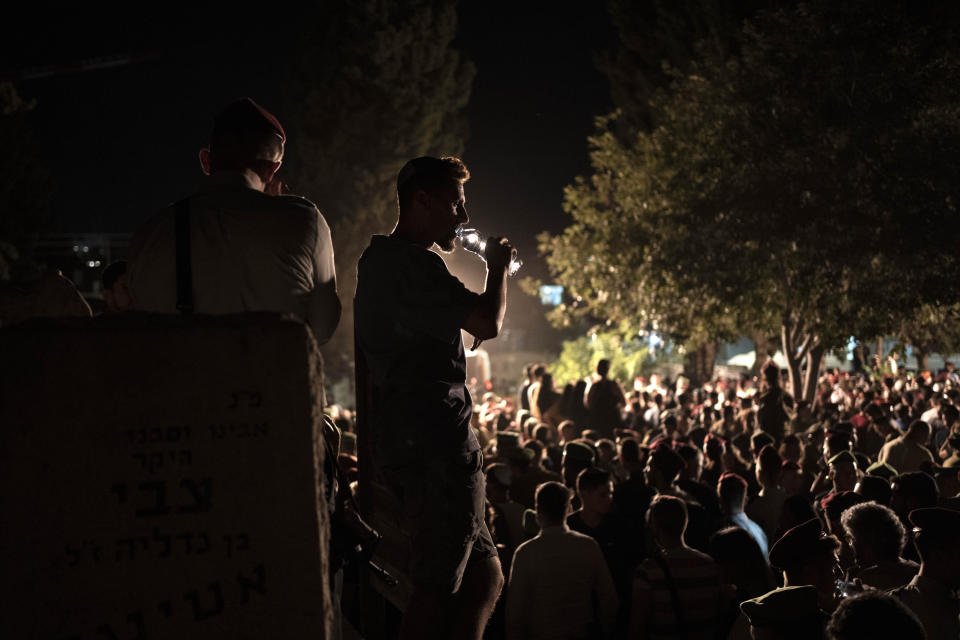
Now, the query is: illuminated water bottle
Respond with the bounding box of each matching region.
[456,227,522,276]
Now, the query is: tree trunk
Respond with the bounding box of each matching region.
[684,340,718,388]
[914,345,930,373]
[781,324,803,399]
[802,343,826,405]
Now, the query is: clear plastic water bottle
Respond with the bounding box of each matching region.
[456,227,522,276]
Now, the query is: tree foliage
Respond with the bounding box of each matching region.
[282,0,475,387]
[544,0,960,398]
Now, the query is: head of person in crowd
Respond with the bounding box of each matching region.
[101,260,132,313]
[909,507,960,588]
[820,490,866,536]
[557,420,578,445]
[752,431,775,460]
[532,424,552,446]
[199,98,285,191]
[710,526,775,602]
[741,585,826,640]
[676,443,703,483]
[761,359,781,390]
[646,494,688,551]
[703,433,725,465]
[395,155,471,251]
[840,502,908,570]
[940,403,959,429]
[769,518,842,610]
[595,358,611,379]
[562,441,596,488]
[618,437,643,477]
[890,472,939,524]
[780,460,807,497]
[718,472,749,515]
[854,474,892,506]
[904,419,931,446]
[576,467,614,518]
[485,463,513,505]
[531,364,546,382]
[777,494,818,538]
[757,444,784,492]
[595,439,616,466]
[826,591,925,640]
[534,481,572,528]
[581,429,600,442]
[644,442,685,493]
[932,464,960,501]
[828,450,859,493]
[779,434,803,464]
[865,460,898,482]
[824,432,853,465]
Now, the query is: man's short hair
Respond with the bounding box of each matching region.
[620,438,640,464]
[576,466,610,494]
[894,472,939,507]
[718,472,748,503]
[596,359,611,377]
[826,591,925,640]
[209,98,285,170]
[647,494,687,539]
[396,156,469,213]
[841,502,907,561]
[535,481,571,523]
[101,260,127,290]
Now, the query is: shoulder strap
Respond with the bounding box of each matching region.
[651,550,688,640]
[175,198,194,314]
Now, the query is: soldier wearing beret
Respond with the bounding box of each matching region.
[129,98,341,344]
[768,518,843,611]
[889,508,960,640]
[740,585,827,639]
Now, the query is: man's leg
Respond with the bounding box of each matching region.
[450,555,504,640]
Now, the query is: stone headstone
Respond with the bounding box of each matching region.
[0,313,331,639]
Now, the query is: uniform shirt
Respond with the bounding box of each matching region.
[128,172,340,344]
[879,436,935,474]
[355,234,480,466]
[506,524,618,640]
[890,573,960,640]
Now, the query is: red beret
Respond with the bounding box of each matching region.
[211,97,286,147]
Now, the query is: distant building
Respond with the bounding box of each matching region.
[31,233,130,297]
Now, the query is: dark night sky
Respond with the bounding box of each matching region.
[2,3,614,286]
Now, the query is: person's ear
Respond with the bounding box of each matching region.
[198,148,212,176]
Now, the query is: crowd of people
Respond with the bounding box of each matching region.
[387,357,960,639]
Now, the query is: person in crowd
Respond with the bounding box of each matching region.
[710,526,776,640]
[747,445,788,541]
[355,155,512,639]
[740,585,828,640]
[841,501,918,590]
[826,591,926,640]
[506,481,618,640]
[129,98,340,344]
[768,518,843,612]
[853,474,892,506]
[757,360,793,443]
[880,420,936,474]
[585,358,627,438]
[535,372,564,427]
[518,364,535,412]
[568,466,636,635]
[718,473,769,559]
[485,463,528,554]
[630,495,725,640]
[890,472,939,562]
[889,508,960,640]
[526,364,547,420]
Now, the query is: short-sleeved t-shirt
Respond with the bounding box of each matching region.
[355,234,481,466]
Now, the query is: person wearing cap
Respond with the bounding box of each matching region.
[740,585,827,639]
[485,463,526,553]
[355,156,516,640]
[768,518,843,612]
[506,481,618,640]
[129,98,340,344]
[889,508,960,640]
[879,420,936,474]
[841,501,918,590]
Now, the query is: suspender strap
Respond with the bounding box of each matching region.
[651,551,688,640]
[175,198,194,314]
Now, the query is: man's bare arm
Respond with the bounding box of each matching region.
[463,237,514,342]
